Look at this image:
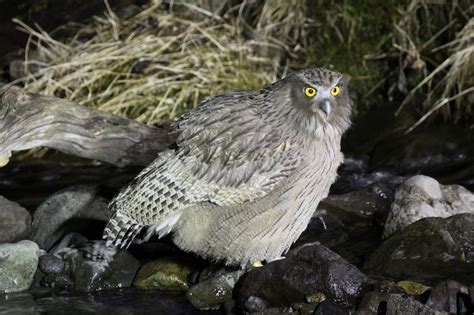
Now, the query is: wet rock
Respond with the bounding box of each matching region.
[238,244,371,309]
[197,264,233,283]
[41,241,139,292]
[296,184,393,266]
[314,300,350,315]
[49,232,89,254]
[247,306,294,315]
[385,294,443,315]
[0,196,32,243]
[356,291,390,314]
[134,257,194,291]
[426,280,469,313]
[0,240,40,293]
[364,213,474,284]
[245,296,272,312]
[295,302,321,315]
[384,175,474,238]
[321,183,394,226]
[38,254,65,275]
[338,156,369,176]
[357,292,445,315]
[187,269,246,310]
[29,186,110,250]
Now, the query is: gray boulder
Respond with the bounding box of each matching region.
[0,196,31,243]
[365,213,474,283]
[41,240,139,292]
[187,269,246,310]
[238,243,371,309]
[0,240,40,293]
[29,186,110,250]
[384,175,474,238]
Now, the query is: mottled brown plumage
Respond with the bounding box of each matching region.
[103,68,351,266]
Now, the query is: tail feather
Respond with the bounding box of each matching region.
[103,212,143,248]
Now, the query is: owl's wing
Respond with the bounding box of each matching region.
[174,91,303,206]
[104,91,303,247]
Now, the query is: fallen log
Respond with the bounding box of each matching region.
[0,87,174,167]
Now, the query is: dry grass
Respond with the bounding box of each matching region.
[10,1,287,125]
[3,0,472,130]
[401,18,473,132]
[391,0,473,131]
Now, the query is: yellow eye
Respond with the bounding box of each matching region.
[304,87,317,97]
[331,86,341,96]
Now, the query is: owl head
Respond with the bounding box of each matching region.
[268,68,352,139]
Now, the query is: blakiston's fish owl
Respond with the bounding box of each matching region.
[103,68,351,266]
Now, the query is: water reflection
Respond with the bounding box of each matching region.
[0,288,224,314]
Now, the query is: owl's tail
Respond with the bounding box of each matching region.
[103,211,143,249]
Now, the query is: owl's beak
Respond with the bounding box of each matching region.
[317,99,332,117]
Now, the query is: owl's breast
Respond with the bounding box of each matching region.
[285,138,342,202]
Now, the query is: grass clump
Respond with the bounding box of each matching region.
[14,1,284,125]
[6,0,473,129]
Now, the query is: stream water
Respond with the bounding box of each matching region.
[0,287,224,314]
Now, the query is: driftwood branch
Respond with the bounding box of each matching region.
[0,87,175,167]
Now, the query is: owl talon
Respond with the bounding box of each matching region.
[251,261,264,268]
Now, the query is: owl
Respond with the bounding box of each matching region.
[103,68,351,266]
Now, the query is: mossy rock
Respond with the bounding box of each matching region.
[134,257,195,291]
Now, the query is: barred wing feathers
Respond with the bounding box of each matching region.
[103,91,303,247]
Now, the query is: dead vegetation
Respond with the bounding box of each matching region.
[391,0,473,132]
[3,0,473,130]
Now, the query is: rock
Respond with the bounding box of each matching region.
[385,294,445,315]
[364,213,474,284]
[314,300,350,315]
[356,291,390,314]
[247,306,294,315]
[38,254,65,275]
[384,175,474,238]
[245,296,272,313]
[470,284,474,310]
[29,186,110,250]
[426,280,469,313]
[294,302,321,315]
[133,257,194,291]
[41,240,139,292]
[238,244,371,309]
[197,264,234,283]
[187,269,246,310]
[296,184,393,267]
[0,240,40,293]
[0,196,32,243]
[49,232,89,255]
[321,183,394,227]
[357,292,448,315]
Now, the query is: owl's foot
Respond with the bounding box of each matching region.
[251,261,264,268]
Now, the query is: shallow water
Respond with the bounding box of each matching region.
[0,288,224,315]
